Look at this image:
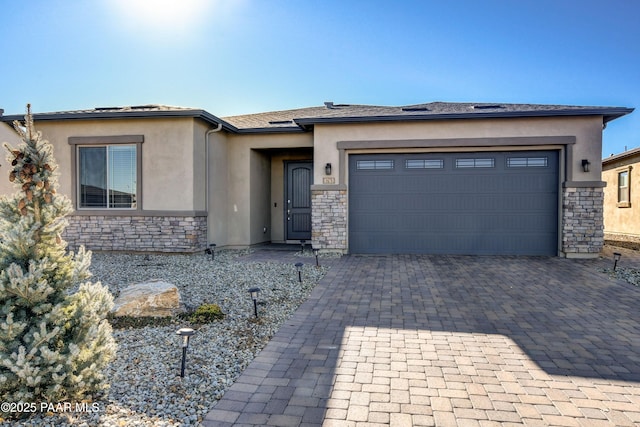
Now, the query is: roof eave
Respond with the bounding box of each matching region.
[294,108,635,126]
[234,126,308,134]
[602,146,640,164]
[1,109,238,132]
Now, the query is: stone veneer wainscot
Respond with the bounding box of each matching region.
[63,214,207,252]
[562,186,604,257]
[311,188,347,252]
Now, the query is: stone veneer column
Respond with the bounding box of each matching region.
[63,215,208,253]
[311,188,347,252]
[562,187,604,257]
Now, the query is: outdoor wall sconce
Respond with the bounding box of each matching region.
[581,159,591,173]
[248,287,261,317]
[325,163,332,175]
[313,247,320,267]
[295,262,303,282]
[613,252,621,271]
[176,327,196,378]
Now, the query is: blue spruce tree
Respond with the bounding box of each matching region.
[0,105,116,410]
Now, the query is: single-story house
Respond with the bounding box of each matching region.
[602,146,640,245]
[0,102,634,258]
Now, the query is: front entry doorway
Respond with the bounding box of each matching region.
[285,161,313,241]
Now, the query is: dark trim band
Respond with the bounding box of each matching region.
[337,136,576,150]
[69,135,144,145]
[563,181,606,188]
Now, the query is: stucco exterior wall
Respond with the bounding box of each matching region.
[250,150,271,245]
[31,117,201,211]
[13,117,212,252]
[193,120,209,212]
[312,116,603,185]
[208,131,229,247]
[223,133,313,248]
[310,115,606,256]
[603,153,640,242]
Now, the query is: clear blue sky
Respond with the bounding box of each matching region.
[1,0,638,156]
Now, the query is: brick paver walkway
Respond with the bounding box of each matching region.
[204,253,640,426]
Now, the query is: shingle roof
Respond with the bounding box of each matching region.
[602,146,640,164]
[223,102,634,132]
[2,102,633,134]
[221,106,325,132]
[0,104,235,132]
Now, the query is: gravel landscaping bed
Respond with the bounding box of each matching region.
[2,250,329,426]
[600,266,640,288]
[599,243,640,288]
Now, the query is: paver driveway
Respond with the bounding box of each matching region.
[204,254,640,426]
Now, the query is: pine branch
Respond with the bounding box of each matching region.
[0,105,115,407]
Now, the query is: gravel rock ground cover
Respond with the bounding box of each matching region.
[599,265,640,288]
[607,266,640,287]
[2,250,329,427]
[599,243,640,288]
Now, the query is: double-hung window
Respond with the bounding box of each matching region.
[617,168,631,208]
[69,135,143,210]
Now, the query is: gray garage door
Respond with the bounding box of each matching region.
[349,151,559,255]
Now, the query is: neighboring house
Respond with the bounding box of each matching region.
[602,147,640,245]
[0,102,634,258]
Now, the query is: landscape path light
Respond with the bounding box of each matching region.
[208,243,217,260]
[613,252,622,271]
[248,287,261,317]
[300,239,306,253]
[295,262,303,283]
[313,247,320,267]
[176,327,196,378]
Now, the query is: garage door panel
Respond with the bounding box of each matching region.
[509,175,557,192]
[351,194,446,211]
[350,213,405,231]
[350,230,557,255]
[402,176,450,193]
[351,211,556,232]
[349,151,558,255]
[351,195,556,215]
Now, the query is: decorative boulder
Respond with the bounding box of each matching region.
[112,280,184,317]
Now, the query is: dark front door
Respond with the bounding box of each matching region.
[286,162,313,240]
